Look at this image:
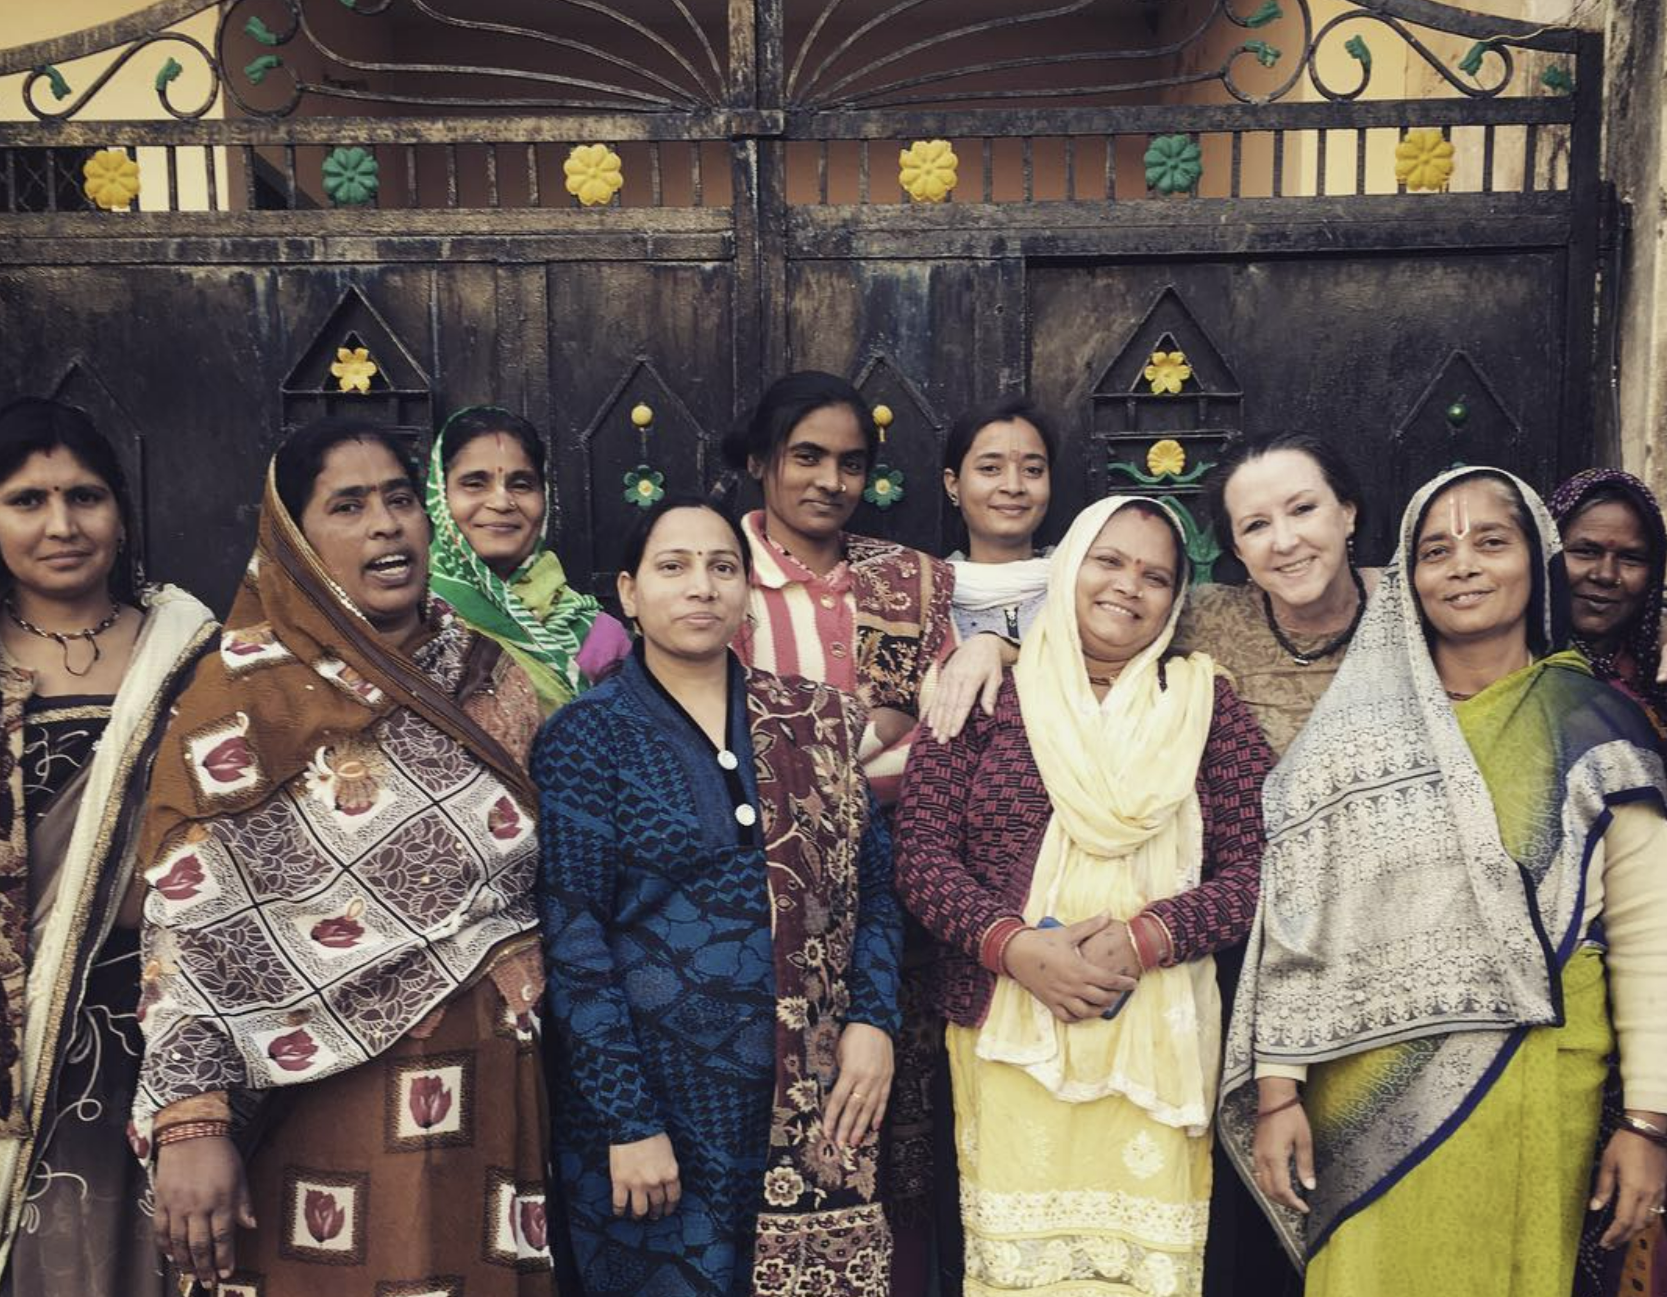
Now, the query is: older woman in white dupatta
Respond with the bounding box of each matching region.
[897,496,1274,1297]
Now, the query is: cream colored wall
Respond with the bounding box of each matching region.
[0,0,224,210]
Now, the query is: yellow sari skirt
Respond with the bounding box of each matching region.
[1305,945,1611,1297]
[948,1024,1212,1297]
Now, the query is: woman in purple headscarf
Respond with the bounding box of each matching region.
[1549,468,1667,738]
[1553,468,1667,1297]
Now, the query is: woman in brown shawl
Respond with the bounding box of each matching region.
[135,416,551,1295]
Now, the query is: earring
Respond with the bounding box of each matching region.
[948,493,959,507]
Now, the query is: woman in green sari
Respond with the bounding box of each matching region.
[427,406,630,714]
[1221,466,1667,1296]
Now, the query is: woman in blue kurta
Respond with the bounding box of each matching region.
[535,496,904,1297]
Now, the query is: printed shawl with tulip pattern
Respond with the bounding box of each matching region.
[131,464,541,1140]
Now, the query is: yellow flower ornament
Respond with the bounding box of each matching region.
[1143,351,1193,396]
[331,347,378,394]
[565,144,624,207]
[83,149,140,211]
[1395,129,1455,193]
[900,139,957,203]
[1146,439,1187,478]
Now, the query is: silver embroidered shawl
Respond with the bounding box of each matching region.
[1218,466,1667,1263]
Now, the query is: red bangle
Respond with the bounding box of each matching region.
[991,923,1027,976]
[1255,1095,1303,1121]
[155,1120,231,1147]
[1128,914,1165,971]
[979,916,1027,974]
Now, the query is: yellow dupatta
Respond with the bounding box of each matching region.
[978,496,1222,1133]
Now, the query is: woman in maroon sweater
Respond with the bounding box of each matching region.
[895,495,1272,1297]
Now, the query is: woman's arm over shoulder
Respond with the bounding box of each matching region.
[1600,798,1667,1114]
[531,694,666,1144]
[1141,675,1273,963]
[894,674,1026,965]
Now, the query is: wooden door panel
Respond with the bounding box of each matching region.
[1027,252,1566,566]
[545,260,735,593]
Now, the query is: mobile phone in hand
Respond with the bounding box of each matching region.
[1037,915,1134,1021]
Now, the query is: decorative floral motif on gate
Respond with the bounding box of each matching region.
[564,144,625,208]
[1395,129,1455,192]
[899,140,957,203]
[82,149,140,210]
[331,347,379,394]
[322,146,379,206]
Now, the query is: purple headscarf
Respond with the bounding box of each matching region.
[1548,467,1667,732]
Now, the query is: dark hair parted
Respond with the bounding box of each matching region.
[1562,483,1653,544]
[1118,496,1190,586]
[273,416,421,521]
[619,493,753,580]
[0,397,140,601]
[721,371,877,473]
[437,406,546,484]
[1199,431,1366,552]
[943,396,1057,473]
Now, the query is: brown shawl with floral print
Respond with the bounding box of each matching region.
[844,533,954,719]
[132,464,540,1138]
[746,671,890,1297]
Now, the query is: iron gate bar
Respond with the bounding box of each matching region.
[0,112,782,148]
[790,98,1576,138]
[788,193,1577,260]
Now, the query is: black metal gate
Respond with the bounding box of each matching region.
[0,0,1607,607]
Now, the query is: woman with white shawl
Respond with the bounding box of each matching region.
[897,496,1275,1295]
[0,399,216,1295]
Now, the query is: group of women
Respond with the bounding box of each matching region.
[0,372,1658,1297]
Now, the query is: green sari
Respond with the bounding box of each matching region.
[1219,468,1667,1290]
[425,407,604,712]
[1303,655,1621,1297]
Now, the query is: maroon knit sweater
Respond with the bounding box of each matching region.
[894,671,1273,1028]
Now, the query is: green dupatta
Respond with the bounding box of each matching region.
[425,406,602,712]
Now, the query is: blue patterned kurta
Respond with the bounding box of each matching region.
[534,652,902,1297]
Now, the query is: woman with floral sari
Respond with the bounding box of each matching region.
[896,495,1274,1296]
[1223,466,1667,1297]
[536,495,902,1296]
[137,416,553,1295]
[724,371,954,1292]
[0,398,217,1296]
[427,404,630,715]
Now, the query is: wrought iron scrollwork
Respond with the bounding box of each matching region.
[21,30,220,121]
[3,0,726,121]
[1306,8,1513,101]
[0,0,1585,122]
[786,0,1570,109]
[215,0,723,118]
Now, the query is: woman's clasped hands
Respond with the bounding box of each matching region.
[1001,913,1141,1023]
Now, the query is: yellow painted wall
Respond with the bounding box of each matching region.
[0,1,224,210]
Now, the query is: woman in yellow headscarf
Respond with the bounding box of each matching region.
[896,496,1275,1295]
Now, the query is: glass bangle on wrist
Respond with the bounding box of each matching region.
[1620,1115,1667,1149]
